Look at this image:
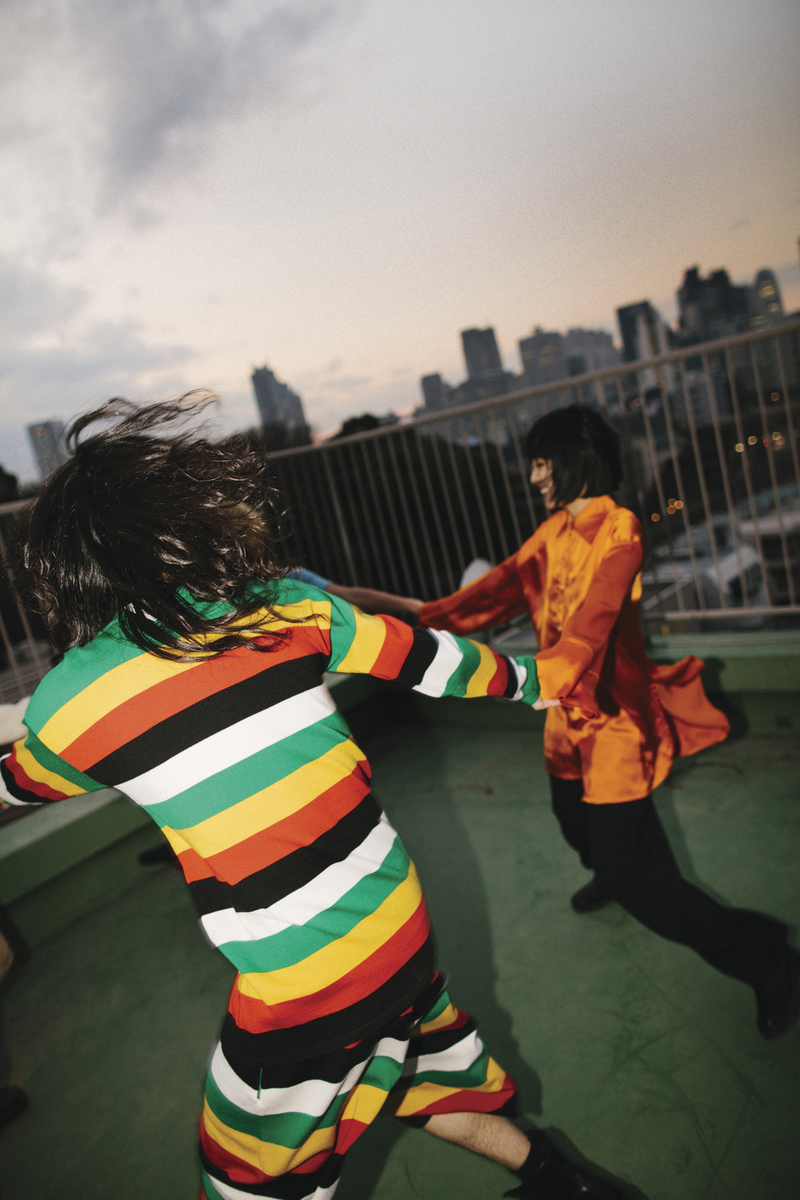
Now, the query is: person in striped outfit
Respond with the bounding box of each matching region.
[0,396,627,1200]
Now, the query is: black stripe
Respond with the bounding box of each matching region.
[394,627,439,689]
[500,655,519,698]
[188,793,383,916]
[87,651,329,784]
[407,1014,478,1058]
[200,1144,344,1199]
[219,937,436,1066]
[0,758,55,805]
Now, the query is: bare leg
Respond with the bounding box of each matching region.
[424,1111,529,1170]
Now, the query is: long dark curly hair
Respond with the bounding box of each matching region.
[16,393,292,659]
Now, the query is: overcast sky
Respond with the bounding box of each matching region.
[1,0,799,482]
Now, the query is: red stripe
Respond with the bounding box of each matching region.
[4,754,70,802]
[205,770,371,885]
[63,638,322,769]
[200,1115,272,1185]
[229,895,431,1033]
[394,1071,516,1119]
[335,1116,371,1156]
[177,846,215,882]
[368,616,414,679]
[485,656,509,696]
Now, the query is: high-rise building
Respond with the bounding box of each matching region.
[461,327,503,380]
[28,419,68,480]
[519,327,619,387]
[616,301,672,362]
[251,366,307,434]
[420,373,454,413]
[750,269,783,326]
[676,267,750,343]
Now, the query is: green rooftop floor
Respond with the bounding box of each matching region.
[1,691,799,1200]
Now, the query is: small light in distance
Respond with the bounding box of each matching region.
[748,435,758,445]
[651,513,661,522]
[674,500,684,509]
[771,392,780,401]
[735,443,744,452]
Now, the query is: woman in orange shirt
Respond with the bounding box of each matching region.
[420,405,798,1040]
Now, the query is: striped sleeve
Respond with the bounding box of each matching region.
[1,729,104,807]
[325,594,540,705]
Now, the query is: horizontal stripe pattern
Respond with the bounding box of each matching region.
[201,984,515,1198]
[3,579,538,1066]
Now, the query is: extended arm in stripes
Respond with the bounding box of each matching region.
[325,595,540,705]
[1,729,101,808]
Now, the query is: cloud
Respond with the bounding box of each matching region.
[0,0,351,223]
[0,256,195,479]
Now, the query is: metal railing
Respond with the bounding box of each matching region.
[268,318,800,629]
[2,317,799,703]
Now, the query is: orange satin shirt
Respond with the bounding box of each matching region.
[419,495,729,804]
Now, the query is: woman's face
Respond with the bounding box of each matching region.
[530,458,556,509]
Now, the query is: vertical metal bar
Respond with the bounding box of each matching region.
[384,430,427,592]
[297,450,337,576]
[0,522,49,680]
[493,404,524,549]
[357,437,402,594]
[751,341,796,604]
[399,427,441,592]
[656,362,709,611]
[454,413,495,561]
[476,409,510,561]
[426,424,465,592]
[443,423,480,565]
[723,345,772,603]
[774,336,800,497]
[635,368,688,614]
[371,435,415,594]
[335,440,373,586]
[507,402,540,534]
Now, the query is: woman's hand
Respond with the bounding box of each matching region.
[533,697,561,710]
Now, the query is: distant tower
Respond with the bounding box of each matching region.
[461,327,503,380]
[28,419,68,480]
[420,373,453,413]
[750,269,783,326]
[676,267,750,343]
[616,301,671,361]
[251,366,307,434]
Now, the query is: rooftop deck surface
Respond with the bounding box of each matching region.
[1,693,798,1200]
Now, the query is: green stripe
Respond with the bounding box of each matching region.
[325,593,359,671]
[25,621,145,730]
[200,1169,227,1200]
[218,838,409,973]
[204,1073,346,1144]
[21,729,105,795]
[418,988,452,1026]
[152,711,353,829]
[440,634,482,697]
[516,655,540,704]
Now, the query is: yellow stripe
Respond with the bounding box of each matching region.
[339,1082,389,1127]
[15,742,87,797]
[202,1100,336,1175]
[177,739,368,855]
[465,641,500,698]
[336,608,387,674]
[415,1001,459,1036]
[387,1059,507,1119]
[236,861,424,1003]
[37,598,334,753]
[38,653,201,752]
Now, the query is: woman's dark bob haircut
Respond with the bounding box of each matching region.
[524,404,622,507]
[15,393,291,660]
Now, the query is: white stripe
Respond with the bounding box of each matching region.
[205,1171,338,1200]
[209,1035,408,1116]
[414,630,465,697]
[200,814,398,946]
[117,682,337,805]
[508,657,526,700]
[400,1028,484,1078]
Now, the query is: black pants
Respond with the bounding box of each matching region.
[549,775,787,988]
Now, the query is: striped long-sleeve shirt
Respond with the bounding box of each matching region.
[1,577,539,1061]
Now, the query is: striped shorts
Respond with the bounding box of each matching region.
[200,981,516,1200]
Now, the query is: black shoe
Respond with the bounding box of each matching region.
[755,946,800,1040]
[570,879,609,914]
[505,1130,626,1199]
[0,1086,28,1131]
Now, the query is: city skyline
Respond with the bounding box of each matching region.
[1,0,798,481]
